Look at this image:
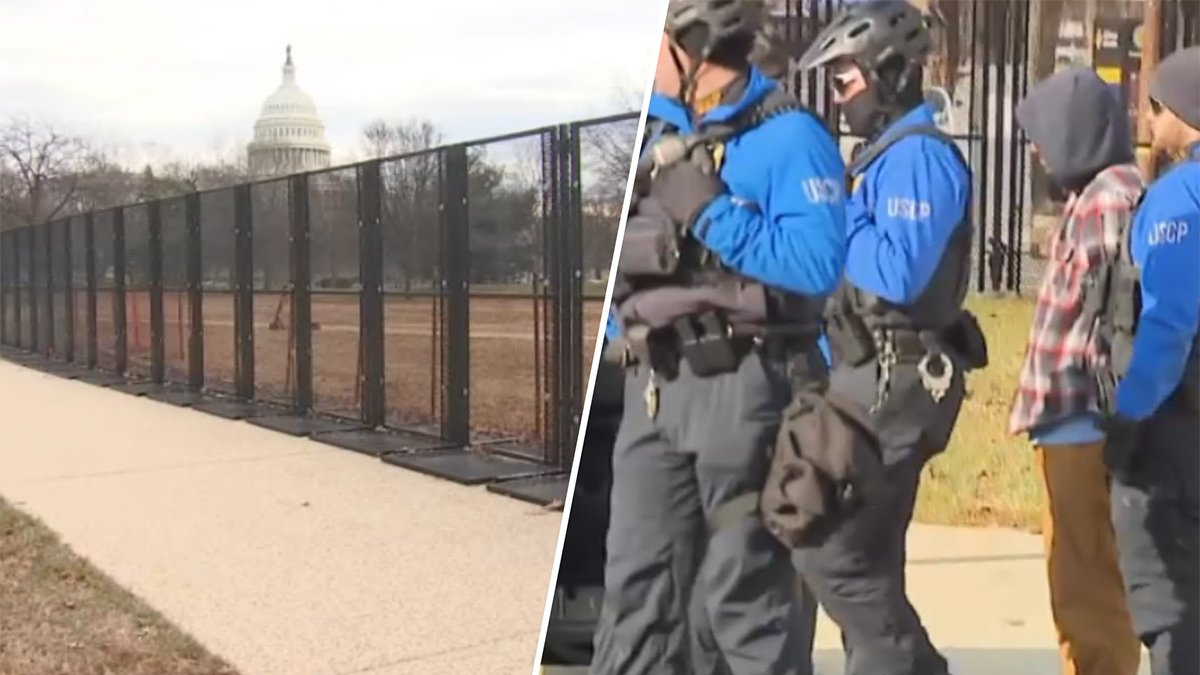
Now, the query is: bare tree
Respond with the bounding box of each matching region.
[360,118,446,291]
[0,118,100,230]
[361,118,444,161]
[582,86,641,204]
[579,89,640,280]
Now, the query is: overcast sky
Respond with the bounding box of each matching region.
[0,0,664,167]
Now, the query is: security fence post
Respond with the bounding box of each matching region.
[149,200,165,383]
[289,174,314,412]
[113,208,128,375]
[233,184,255,400]
[85,214,98,368]
[357,161,386,427]
[440,145,470,447]
[185,193,205,389]
[63,219,75,363]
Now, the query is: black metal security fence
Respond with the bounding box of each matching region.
[0,113,636,496]
[771,0,1200,295]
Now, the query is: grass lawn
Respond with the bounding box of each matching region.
[0,495,240,675]
[914,293,1046,532]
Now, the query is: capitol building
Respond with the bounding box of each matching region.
[247,46,332,177]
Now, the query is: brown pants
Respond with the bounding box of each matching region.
[1036,444,1141,675]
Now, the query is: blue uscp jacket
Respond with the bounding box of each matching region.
[842,103,971,305]
[605,66,846,342]
[816,103,970,365]
[1115,142,1200,420]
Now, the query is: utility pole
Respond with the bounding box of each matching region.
[1138,0,1163,178]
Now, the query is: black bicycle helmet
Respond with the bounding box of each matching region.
[665,0,764,61]
[798,0,931,93]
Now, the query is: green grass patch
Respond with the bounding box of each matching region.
[0,495,241,675]
[914,294,1045,532]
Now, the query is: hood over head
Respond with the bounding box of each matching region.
[1016,67,1134,190]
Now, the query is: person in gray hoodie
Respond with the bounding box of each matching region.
[1009,67,1145,675]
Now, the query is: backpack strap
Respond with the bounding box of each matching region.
[639,87,816,178]
[848,123,967,178]
[695,88,818,172]
[696,87,812,146]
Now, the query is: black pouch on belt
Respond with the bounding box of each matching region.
[675,311,741,377]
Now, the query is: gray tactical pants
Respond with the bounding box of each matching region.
[790,357,964,675]
[1111,405,1199,675]
[590,350,813,675]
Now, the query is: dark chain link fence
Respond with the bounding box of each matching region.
[0,113,637,472]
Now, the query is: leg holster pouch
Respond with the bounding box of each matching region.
[825,312,876,367]
[760,388,883,549]
[673,311,741,378]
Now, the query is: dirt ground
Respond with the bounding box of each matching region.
[0,495,239,675]
[78,291,602,445]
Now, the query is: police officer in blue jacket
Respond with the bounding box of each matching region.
[593,0,846,672]
[796,2,984,673]
[1100,45,1200,675]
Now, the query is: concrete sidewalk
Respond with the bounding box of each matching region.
[0,360,561,675]
[808,523,1150,675]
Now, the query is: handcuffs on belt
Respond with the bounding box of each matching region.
[872,328,954,412]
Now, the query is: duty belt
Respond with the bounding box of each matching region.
[871,327,954,412]
[607,321,817,377]
[879,328,925,363]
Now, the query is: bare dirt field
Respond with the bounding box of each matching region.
[81,291,603,447]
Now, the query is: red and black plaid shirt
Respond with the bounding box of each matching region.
[1008,164,1146,436]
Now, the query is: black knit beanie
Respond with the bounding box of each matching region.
[1150,46,1200,130]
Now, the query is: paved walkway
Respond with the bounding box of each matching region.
[0,360,561,675]
[809,524,1150,675]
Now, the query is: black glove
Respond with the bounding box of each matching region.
[648,160,727,230]
[1103,415,1141,479]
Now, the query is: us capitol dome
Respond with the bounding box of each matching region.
[247,46,332,177]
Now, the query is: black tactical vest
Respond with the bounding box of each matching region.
[615,88,828,333]
[1097,155,1200,413]
[829,124,973,334]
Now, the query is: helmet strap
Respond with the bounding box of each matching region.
[670,42,705,114]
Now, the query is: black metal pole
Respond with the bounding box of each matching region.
[233,184,255,400]
[185,192,205,389]
[113,209,128,375]
[545,129,563,462]
[13,229,23,349]
[357,162,386,426]
[561,123,586,470]
[42,221,55,358]
[148,200,165,383]
[1005,1,1022,294]
[441,145,470,446]
[971,1,988,293]
[990,2,1007,294]
[0,231,9,347]
[28,228,40,353]
[63,219,75,363]
[84,214,98,369]
[289,174,313,412]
